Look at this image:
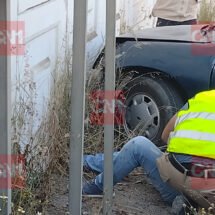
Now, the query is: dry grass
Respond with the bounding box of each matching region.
[10,60,72,213]
[9,57,135,213]
[185,204,215,215]
[84,66,135,154]
[198,0,215,22]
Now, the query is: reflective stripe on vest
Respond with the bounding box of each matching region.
[167,90,215,159]
[170,130,215,142]
[175,118,215,134]
[176,112,215,126]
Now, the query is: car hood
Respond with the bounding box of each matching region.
[118,25,215,43]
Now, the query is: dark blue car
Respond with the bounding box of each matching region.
[95,24,215,145]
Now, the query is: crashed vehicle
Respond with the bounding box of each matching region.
[94,24,215,145]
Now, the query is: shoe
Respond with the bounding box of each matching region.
[82,180,103,197]
[171,195,198,215]
[171,195,186,215]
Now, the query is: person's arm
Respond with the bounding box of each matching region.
[161,113,177,144]
[161,102,189,144]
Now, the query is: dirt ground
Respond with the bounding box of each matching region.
[44,168,172,215]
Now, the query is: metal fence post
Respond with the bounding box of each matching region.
[69,0,87,214]
[103,0,116,214]
[0,1,12,213]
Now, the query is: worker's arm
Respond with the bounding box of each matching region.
[161,113,177,144]
[161,102,189,144]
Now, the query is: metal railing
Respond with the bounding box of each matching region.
[69,0,116,214]
[0,1,12,214]
[103,0,116,213]
[69,0,87,213]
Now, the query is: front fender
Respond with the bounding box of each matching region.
[116,40,214,98]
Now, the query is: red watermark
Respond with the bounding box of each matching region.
[191,22,215,55]
[0,154,26,189]
[0,21,25,56]
[190,156,215,190]
[89,90,126,125]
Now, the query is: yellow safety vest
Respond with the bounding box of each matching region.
[167,90,215,159]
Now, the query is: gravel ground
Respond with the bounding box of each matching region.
[44,168,172,215]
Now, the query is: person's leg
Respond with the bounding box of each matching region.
[84,152,119,173]
[94,136,179,204]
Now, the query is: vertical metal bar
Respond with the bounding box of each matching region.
[103,0,116,214]
[0,1,11,213]
[69,0,87,214]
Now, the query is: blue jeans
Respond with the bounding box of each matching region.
[84,136,191,205]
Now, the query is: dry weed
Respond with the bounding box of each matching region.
[198,0,215,22]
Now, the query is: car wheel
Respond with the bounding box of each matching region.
[120,74,184,145]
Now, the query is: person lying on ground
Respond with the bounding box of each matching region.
[83,90,215,215]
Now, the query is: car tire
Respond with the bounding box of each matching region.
[120,74,185,146]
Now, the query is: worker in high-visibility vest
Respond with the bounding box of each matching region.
[83,90,215,214]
